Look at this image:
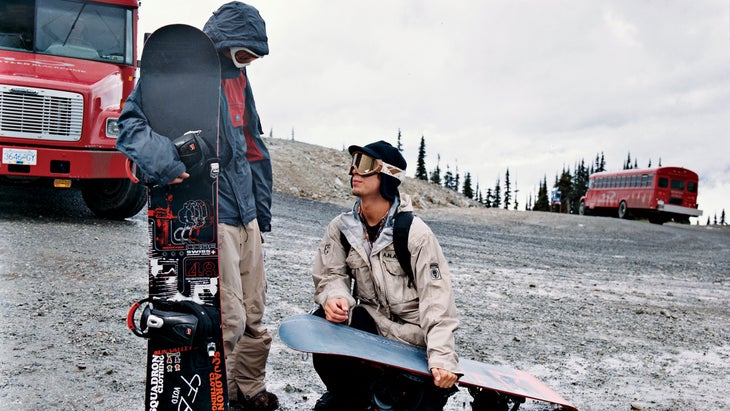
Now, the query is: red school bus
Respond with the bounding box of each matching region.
[578,167,703,224]
[0,0,145,219]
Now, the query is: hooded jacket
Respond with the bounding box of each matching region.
[313,194,462,375]
[116,2,272,231]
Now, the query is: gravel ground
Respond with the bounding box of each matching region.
[1,181,728,410]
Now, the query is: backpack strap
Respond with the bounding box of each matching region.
[340,211,415,288]
[392,211,414,288]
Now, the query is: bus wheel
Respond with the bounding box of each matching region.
[617,201,629,219]
[579,200,588,216]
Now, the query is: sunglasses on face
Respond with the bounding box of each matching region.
[350,152,405,181]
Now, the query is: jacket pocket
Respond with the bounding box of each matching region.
[348,252,376,301]
[382,257,419,308]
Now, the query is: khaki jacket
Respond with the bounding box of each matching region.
[313,194,462,374]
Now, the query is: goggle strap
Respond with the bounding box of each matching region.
[379,161,405,182]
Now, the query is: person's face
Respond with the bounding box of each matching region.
[351,170,380,198]
[350,155,381,198]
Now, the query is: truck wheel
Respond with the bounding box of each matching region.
[617,201,629,219]
[82,178,146,220]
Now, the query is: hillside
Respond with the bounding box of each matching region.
[267,137,480,209]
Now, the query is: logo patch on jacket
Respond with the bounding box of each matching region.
[430,263,442,280]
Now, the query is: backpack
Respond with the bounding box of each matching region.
[340,211,415,288]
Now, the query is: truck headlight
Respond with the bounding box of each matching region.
[106,118,120,137]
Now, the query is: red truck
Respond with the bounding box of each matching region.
[0,0,145,219]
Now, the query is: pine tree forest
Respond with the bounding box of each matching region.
[406,133,726,225]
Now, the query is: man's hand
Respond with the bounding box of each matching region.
[323,298,349,323]
[169,172,190,185]
[430,367,458,388]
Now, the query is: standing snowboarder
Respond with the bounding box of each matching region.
[117,2,277,410]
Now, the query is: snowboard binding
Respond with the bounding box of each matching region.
[127,297,221,356]
[172,130,219,181]
[469,386,525,411]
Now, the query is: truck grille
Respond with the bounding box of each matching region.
[0,85,83,141]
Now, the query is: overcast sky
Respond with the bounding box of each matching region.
[138,1,729,221]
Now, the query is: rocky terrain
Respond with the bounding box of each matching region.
[0,137,728,410]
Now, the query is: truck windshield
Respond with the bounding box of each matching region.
[0,0,134,65]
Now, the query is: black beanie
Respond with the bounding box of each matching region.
[348,140,407,202]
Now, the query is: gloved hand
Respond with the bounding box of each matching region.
[172,130,207,177]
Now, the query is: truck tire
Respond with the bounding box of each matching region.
[82,178,146,220]
[617,201,629,219]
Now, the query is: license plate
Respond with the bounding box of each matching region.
[2,148,37,165]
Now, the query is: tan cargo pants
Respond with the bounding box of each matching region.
[218,220,271,400]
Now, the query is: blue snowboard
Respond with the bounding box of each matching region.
[278,314,577,411]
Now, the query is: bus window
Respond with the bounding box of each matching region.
[671,179,685,190]
[687,181,697,193]
[630,175,637,187]
[658,177,668,188]
[647,174,653,187]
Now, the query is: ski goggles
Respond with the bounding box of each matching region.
[230,47,260,68]
[349,152,405,181]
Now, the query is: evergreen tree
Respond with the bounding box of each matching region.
[721,209,726,225]
[648,159,652,168]
[569,160,590,214]
[623,152,632,170]
[443,165,454,191]
[503,168,511,210]
[396,128,403,152]
[415,136,428,180]
[658,157,662,167]
[492,178,502,208]
[454,165,460,194]
[430,154,442,185]
[463,172,474,199]
[554,168,573,213]
[594,152,606,172]
[485,188,493,208]
[534,177,549,211]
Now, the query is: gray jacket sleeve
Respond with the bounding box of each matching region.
[116,84,186,185]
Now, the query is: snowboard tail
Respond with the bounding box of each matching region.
[279,314,577,411]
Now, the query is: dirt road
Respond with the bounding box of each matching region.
[0,186,728,410]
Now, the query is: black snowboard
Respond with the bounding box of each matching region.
[126,24,227,411]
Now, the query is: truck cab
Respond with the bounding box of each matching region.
[0,0,145,219]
